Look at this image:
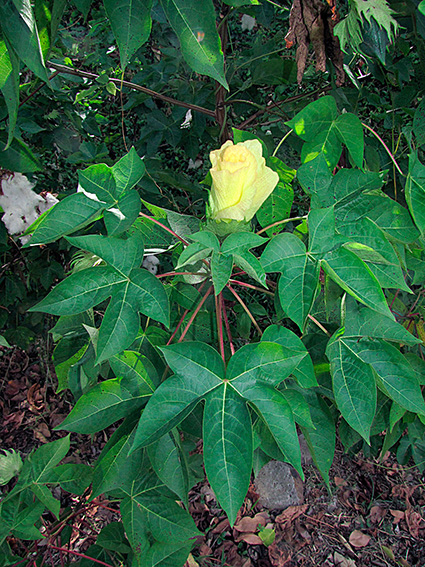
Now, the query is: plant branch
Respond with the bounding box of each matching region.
[256,215,306,236]
[215,292,225,363]
[362,122,404,176]
[46,61,216,118]
[139,212,189,246]
[229,279,274,296]
[226,284,262,336]
[48,547,114,567]
[307,314,331,336]
[178,285,213,343]
[222,297,235,355]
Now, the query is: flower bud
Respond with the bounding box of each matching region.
[208,140,278,222]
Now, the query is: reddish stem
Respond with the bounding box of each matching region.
[157,271,203,278]
[215,292,225,363]
[226,284,262,336]
[222,295,235,355]
[178,285,213,343]
[49,546,114,567]
[229,279,274,296]
[139,212,189,246]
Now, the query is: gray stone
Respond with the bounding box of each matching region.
[299,434,313,466]
[254,460,304,511]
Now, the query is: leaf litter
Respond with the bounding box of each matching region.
[1,344,425,566]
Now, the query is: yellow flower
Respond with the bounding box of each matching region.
[208,140,279,222]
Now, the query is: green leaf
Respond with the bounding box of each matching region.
[347,337,425,416]
[341,217,411,292]
[413,98,425,146]
[228,341,306,388]
[145,541,193,567]
[78,162,117,204]
[405,151,425,235]
[112,147,146,194]
[0,134,42,172]
[147,429,191,506]
[334,113,364,168]
[261,233,319,330]
[344,296,421,346]
[91,420,146,497]
[25,192,105,245]
[243,383,302,476]
[104,190,141,236]
[30,235,170,362]
[131,342,223,449]
[256,181,294,237]
[110,351,155,394]
[160,0,228,88]
[57,374,151,433]
[262,325,317,388]
[31,484,60,518]
[26,435,70,484]
[308,206,346,257]
[104,0,152,70]
[121,471,200,541]
[211,250,233,295]
[0,450,22,486]
[286,96,338,141]
[67,233,143,276]
[203,383,252,525]
[0,36,12,89]
[0,0,48,82]
[300,393,335,486]
[35,0,67,59]
[297,153,333,209]
[326,337,376,442]
[321,247,392,318]
[97,522,131,553]
[44,463,93,495]
[1,40,19,148]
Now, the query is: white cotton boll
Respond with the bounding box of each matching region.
[142,255,160,275]
[188,158,203,170]
[0,172,59,242]
[180,109,192,129]
[241,15,256,32]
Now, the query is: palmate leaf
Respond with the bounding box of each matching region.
[261,233,320,331]
[26,148,145,245]
[131,331,314,524]
[160,0,228,88]
[104,0,152,70]
[30,233,169,363]
[120,471,200,559]
[406,151,425,235]
[286,96,364,169]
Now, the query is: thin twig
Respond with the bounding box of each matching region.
[47,61,216,118]
[229,279,274,296]
[48,547,114,567]
[178,285,213,343]
[215,292,225,363]
[362,122,404,176]
[222,296,235,355]
[256,215,306,236]
[139,212,189,246]
[307,314,331,336]
[226,284,262,336]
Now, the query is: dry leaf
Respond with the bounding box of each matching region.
[334,476,347,487]
[405,509,423,538]
[348,530,370,548]
[184,554,199,567]
[333,551,356,567]
[275,504,308,528]
[369,505,387,524]
[390,509,404,524]
[235,532,263,545]
[234,512,268,533]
